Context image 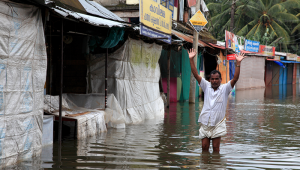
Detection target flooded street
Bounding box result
[22,85,300,169]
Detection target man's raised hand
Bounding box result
[236,52,246,62]
[188,48,197,59]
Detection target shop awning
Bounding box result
[46,0,124,22]
[172,30,213,48]
[53,7,125,27]
[279,60,300,63]
[208,43,225,49]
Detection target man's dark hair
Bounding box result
[210,70,222,79]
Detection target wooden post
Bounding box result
[58,19,64,165]
[189,0,200,103]
[167,46,171,107]
[105,48,108,108]
[293,63,297,84]
[58,19,63,146]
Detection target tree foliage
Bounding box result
[206,0,300,53]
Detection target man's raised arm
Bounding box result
[188,48,202,84]
[230,52,246,88]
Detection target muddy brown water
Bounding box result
[13,85,300,169]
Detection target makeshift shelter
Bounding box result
[235,55,266,90]
[87,38,165,125]
[0,1,47,166]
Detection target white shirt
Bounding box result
[198,78,233,126]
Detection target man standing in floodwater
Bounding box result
[188,48,246,153]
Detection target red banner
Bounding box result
[188,0,196,7]
[227,54,236,60]
[259,45,275,56]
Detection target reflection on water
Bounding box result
[9,84,300,169]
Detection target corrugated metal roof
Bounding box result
[275,51,287,56]
[53,7,125,27]
[77,0,124,22]
[46,0,124,22]
[208,43,225,49]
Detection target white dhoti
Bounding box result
[199,117,227,139]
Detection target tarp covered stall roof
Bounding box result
[0,1,47,166]
[53,7,125,27]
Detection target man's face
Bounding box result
[210,73,222,89]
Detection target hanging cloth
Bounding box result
[100,27,125,48]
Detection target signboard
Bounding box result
[227,54,236,60]
[140,24,171,44]
[188,0,197,7]
[259,45,275,56]
[297,56,300,62]
[244,39,260,52]
[286,53,297,61]
[225,30,240,52]
[168,0,174,18]
[189,10,208,32]
[274,56,281,61]
[161,0,167,7]
[140,0,172,34]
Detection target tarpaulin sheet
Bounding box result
[0,0,47,167]
[87,38,164,125]
[235,56,265,90]
[44,94,108,139]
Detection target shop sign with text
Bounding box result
[140,0,172,34]
[227,54,237,60]
[140,24,171,44]
[244,39,259,52]
[225,30,240,52]
[259,45,275,56]
[286,53,297,61]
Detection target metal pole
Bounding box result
[225,49,228,82]
[58,19,63,145]
[167,46,171,107]
[189,0,200,103]
[49,15,52,95]
[58,19,64,167]
[105,48,108,108]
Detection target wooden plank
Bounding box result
[265,61,273,86]
[272,63,280,85]
[287,63,293,84]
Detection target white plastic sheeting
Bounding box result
[62,93,125,128]
[235,56,265,90]
[87,38,165,125]
[0,1,47,167]
[42,115,54,146]
[44,94,107,139]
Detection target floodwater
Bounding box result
[15,84,300,169]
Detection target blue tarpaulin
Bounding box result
[279,60,300,64]
[273,61,285,68]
